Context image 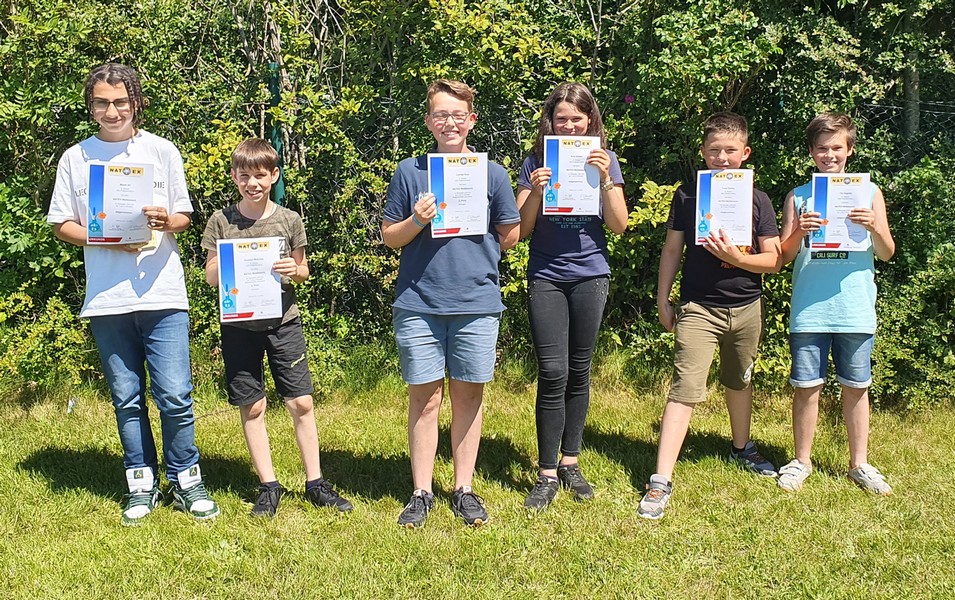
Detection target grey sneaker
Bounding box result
[524,476,559,511]
[171,465,220,521]
[730,441,778,478]
[451,487,488,527]
[251,484,285,518]
[847,464,892,496]
[777,459,812,492]
[637,474,672,520]
[121,466,161,527]
[557,464,594,501]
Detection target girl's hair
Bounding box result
[84,63,149,127]
[806,112,857,150]
[532,82,606,161]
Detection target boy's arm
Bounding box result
[703,231,782,273]
[495,222,520,251]
[517,185,542,239]
[849,187,895,261]
[273,247,310,283]
[779,190,804,264]
[381,193,436,249]
[204,251,219,287]
[656,229,684,331]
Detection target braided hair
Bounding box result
[84,63,149,127]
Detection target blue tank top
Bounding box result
[789,181,878,334]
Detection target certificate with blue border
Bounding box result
[427,153,489,238]
[542,136,601,216]
[695,169,753,247]
[86,162,154,244]
[217,237,284,322]
[808,173,871,251]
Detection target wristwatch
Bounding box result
[600,177,615,192]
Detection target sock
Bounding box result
[261,480,281,490]
[305,477,324,491]
[541,474,558,483]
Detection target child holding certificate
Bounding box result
[201,139,352,517]
[776,113,895,495]
[638,112,782,520]
[516,82,628,511]
[47,64,218,525]
[381,80,521,528]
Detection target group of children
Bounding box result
[48,64,894,528]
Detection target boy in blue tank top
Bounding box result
[776,113,896,495]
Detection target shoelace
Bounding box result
[456,490,485,511]
[125,489,156,509]
[404,494,430,514]
[316,480,342,499]
[254,487,279,508]
[178,482,211,504]
[644,486,669,501]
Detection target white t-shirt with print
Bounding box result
[47,130,194,318]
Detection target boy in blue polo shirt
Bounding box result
[381,80,520,528]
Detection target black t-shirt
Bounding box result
[666,181,779,307]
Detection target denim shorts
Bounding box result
[789,332,874,389]
[393,308,500,385]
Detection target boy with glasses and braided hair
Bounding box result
[48,63,218,525]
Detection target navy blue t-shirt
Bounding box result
[667,180,779,307]
[383,153,520,314]
[517,151,624,281]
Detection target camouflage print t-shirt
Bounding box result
[201,203,307,331]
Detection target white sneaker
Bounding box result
[777,459,812,492]
[847,463,892,496]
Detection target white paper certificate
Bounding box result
[542,136,601,216]
[216,237,284,322]
[427,153,489,238]
[808,173,871,251]
[695,169,754,247]
[86,162,154,244]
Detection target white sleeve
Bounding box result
[47,152,80,224]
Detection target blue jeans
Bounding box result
[89,309,200,481]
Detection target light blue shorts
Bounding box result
[789,332,874,389]
[392,308,500,385]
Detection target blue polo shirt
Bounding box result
[383,152,520,315]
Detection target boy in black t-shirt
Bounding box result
[638,113,782,520]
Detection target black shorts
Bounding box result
[220,317,314,406]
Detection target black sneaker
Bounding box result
[305,479,353,513]
[397,489,434,529]
[251,484,285,518]
[451,487,488,526]
[557,464,594,501]
[523,476,559,511]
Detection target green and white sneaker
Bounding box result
[171,464,220,521]
[777,459,812,492]
[847,463,892,496]
[122,466,162,527]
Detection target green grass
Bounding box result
[1,354,953,599]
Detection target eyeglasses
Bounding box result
[428,111,471,124]
[91,98,132,112]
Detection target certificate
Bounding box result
[428,153,489,238]
[87,162,153,244]
[808,173,871,251]
[695,169,754,247]
[542,136,601,215]
[216,237,284,322]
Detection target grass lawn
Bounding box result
[1,355,953,599]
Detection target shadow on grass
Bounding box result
[18,446,256,500]
[585,425,788,488]
[313,425,535,501]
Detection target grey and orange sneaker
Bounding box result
[730,441,778,478]
[637,474,672,520]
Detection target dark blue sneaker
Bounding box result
[398,489,434,529]
[451,487,488,527]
